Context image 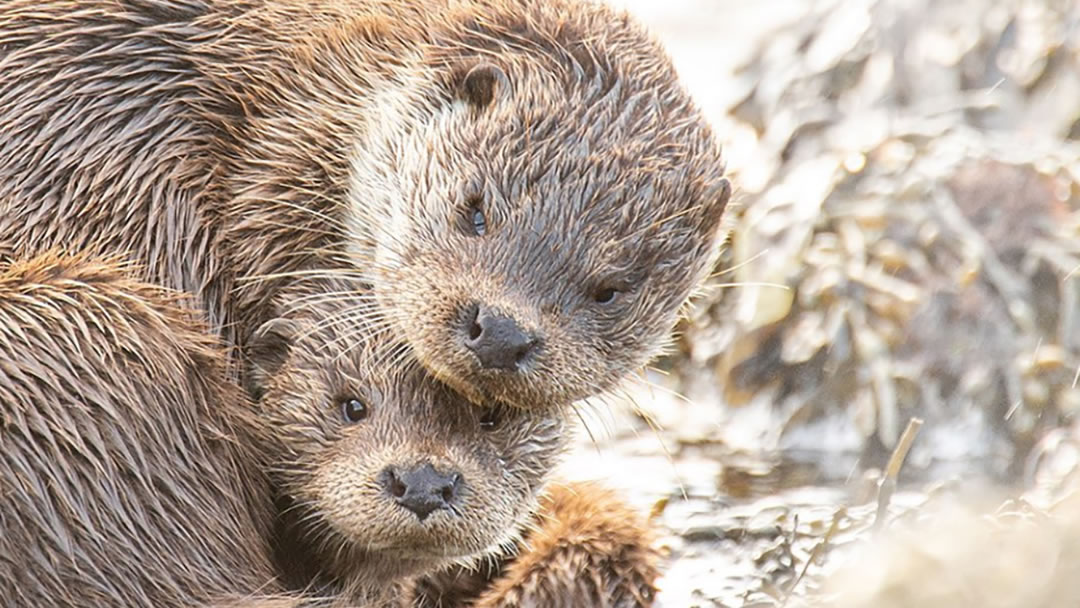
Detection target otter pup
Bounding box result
[0,0,731,410]
[246,279,661,606]
[0,252,581,607]
[243,278,571,595]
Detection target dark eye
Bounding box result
[592,286,619,304]
[479,405,501,431]
[459,195,487,237]
[341,398,369,423]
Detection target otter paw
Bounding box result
[471,481,661,608]
[404,560,506,608]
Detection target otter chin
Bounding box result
[307,437,533,569]
[244,279,569,592]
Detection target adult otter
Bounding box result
[0,0,732,410]
[0,251,299,607]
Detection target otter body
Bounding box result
[409,481,662,608]
[0,0,232,331]
[0,0,731,409]
[476,481,662,608]
[0,251,296,607]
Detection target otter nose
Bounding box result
[462,305,537,370]
[380,463,462,521]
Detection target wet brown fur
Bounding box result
[1,2,703,599]
[0,0,731,410]
[0,250,316,607]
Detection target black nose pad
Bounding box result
[461,304,537,370]
[380,463,462,521]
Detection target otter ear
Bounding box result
[457,63,510,109]
[698,176,733,239]
[244,318,299,401]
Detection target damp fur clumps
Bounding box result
[0,251,303,607]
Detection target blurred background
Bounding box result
[554,0,1080,605]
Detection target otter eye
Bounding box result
[479,406,501,431]
[470,208,487,236]
[341,398,369,423]
[592,287,619,304]
[459,195,487,237]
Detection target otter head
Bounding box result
[346,4,731,409]
[243,285,568,590]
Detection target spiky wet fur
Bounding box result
[408,481,662,608]
[0,251,318,607]
[0,0,731,410]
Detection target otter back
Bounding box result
[0,0,236,333]
[0,251,292,607]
